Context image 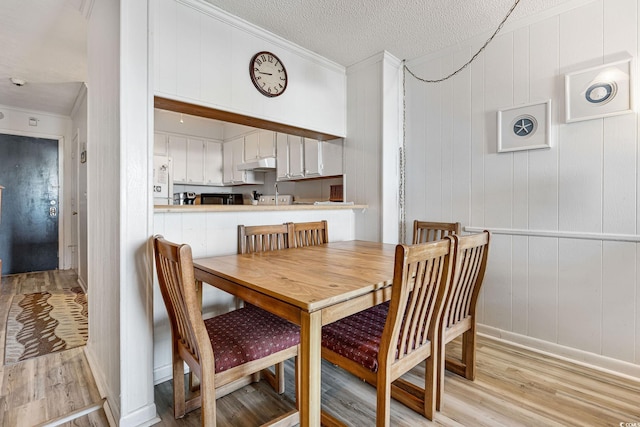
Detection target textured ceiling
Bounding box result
[0,0,580,117]
[202,0,578,67]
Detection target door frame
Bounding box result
[0,129,65,271]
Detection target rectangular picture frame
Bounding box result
[497,100,552,153]
[565,57,634,123]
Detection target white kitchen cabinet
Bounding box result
[222,139,236,185]
[244,130,276,161]
[276,133,289,181]
[244,132,260,161]
[223,137,265,185]
[204,140,223,185]
[304,138,322,177]
[276,134,305,181]
[168,135,188,183]
[320,138,344,177]
[288,136,305,179]
[186,138,205,184]
[258,130,276,158]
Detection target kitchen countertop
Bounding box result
[154,203,368,213]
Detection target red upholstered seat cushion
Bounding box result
[204,305,300,373]
[321,301,390,372]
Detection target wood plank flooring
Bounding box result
[0,271,108,427]
[155,334,640,426]
[2,270,639,426]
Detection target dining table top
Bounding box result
[193,240,397,314]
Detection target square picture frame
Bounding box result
[497,100,551,153]
[565,57,634,123]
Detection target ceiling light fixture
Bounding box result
[10,77,26,87]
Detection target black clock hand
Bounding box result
[258,72,273,75]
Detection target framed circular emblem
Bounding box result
[512,115,537,137]
[585,82,617,104]
[497,100,551,153]
[249,51,288,97]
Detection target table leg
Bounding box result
[300,310,322,427]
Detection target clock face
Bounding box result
[249,51,288,97]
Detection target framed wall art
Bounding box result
[497,100,551,153]
[565,57,634,123]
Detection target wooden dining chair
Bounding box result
[290,220,328,247]
[153,235,300,426]
[321,238,455,426]
[412,220,461,244]
[238,223,294,254]
[237,223,295,393]
[436,230,490,410]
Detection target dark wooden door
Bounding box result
[0,134,59,274]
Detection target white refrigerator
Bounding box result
[153,155,173,205]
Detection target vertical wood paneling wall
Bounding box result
[405,0,640,376]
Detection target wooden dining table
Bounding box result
[192,240,397,427]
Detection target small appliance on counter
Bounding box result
[200,193,244,205]
[257,194,293,205]
[173,192,196,205]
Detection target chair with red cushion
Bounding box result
[153,235,300,426]
[321,238,455,426]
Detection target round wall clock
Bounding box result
[249,51,288,97]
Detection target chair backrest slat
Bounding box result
[413,221,461,244]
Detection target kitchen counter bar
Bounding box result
[154,203,367,213]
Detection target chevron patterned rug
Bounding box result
[4,287,88,364]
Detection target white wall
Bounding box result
[85,1,159,426]
[404,0,640,377]
[0,105,75,271]
[346,52,402,244]
[71,88,88,288]
[153,0,346,138]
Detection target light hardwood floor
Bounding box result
[0,271,109,426]
[1,271,639,426]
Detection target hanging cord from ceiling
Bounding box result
[398,0,521,243]
[404,0,521,83]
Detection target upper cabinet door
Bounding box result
[244,132,259,161]
[276,133,289,181]
[186,138,205,184]
[168,135,188,183]
[288,136,305,179]
[258,130,276,158]
[204,140,223,185]
[304,138,322,177]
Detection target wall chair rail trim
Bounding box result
[465,227,640,243]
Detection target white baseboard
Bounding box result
[118,404,161,427]
[153,363,173,385]
[478,324,640,381]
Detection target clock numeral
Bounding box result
[255,58,262,66]
[280,77,286,81]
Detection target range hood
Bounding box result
[236,157,276,171]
